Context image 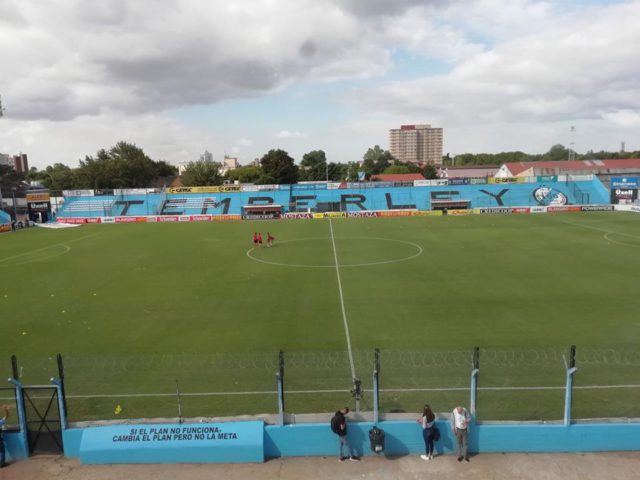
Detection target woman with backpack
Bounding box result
[417,404,437,460]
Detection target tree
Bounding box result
[224,165,263,184]
[299,150,327,181]
[154,160,178,177]
[362,146,394,177]
[181,160,223,186]
[78,141,159,188]
[423,164,438,179]
[542,144,569,162]
[259,149,298,185]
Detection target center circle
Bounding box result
[246,237,423,268]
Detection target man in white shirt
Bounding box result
[450,405,471,462]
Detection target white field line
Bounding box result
[328,219,356,383]
[0,232,102,264]
[563,220,640,239]
[3,384,639,401]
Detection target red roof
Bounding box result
[371,173,425,182]
[504,159,640,176]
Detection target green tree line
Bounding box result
[3,141,639,193]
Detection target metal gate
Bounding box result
[23,386,63,455]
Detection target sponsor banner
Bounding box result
[26,193,50,202]
[512,207,531,214]
[610,188,638,204]
[178,215,191,222]
[313,212,347,219]
[376,210,414,217]
[113,188,156,195]
[242,214,278,220]
[581,205,614,212]
[479,207,512,215]
[86,217,102,224]
[168,185,242,194]
[190,215,212,221]
[157,216,180,222]
[115,216,143,223]
[611,177,638,188]
[537,175,558,182]
[448,209,474,216]
[63,189,95,197]
[347,211,377,218]
[278,185,290,191]
[28,201,51,212]
[414,179,449,187]
[255,185,278,191]
[530,206,547,214]
[469,178,488,185]
[372,182,394,188]
[411,210,443,216]
[488,177,524,184]
[102,217,115,224]
[58,217,88,224]
[631,206,640,213]
[292,183,327,190]
[448,178,470,186]
[241,185,258,192]
[327,182,342,190]
[282,212,313,219]
[0,224,11,233]
[211,214,241,221]
[547,206,581,213]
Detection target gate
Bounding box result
[22,386,63,455]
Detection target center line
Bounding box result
[328,218,356,382]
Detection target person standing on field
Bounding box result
[330,407,359,462]
[267,232,274,247]
[451,405,471,462]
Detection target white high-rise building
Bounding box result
[389,124,443,165]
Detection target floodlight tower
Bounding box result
[568,125,576,161]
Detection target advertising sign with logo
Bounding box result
[479,207,512,214]
[610,188,638,204]
[489,177,524,184]
[581,205,614,212]
[610,177,638,188]
[448,178,470,186]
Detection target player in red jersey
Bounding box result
[267,232,274,247]
[252,232,258,246]
[258,232,263,247]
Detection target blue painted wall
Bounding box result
[4,431,29,461]
[62,420,640,464]
[57,179,610,218]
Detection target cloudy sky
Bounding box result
[1,0,639,169]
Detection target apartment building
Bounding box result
[389,124,443,165]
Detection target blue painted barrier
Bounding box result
[61,419,640,464]
[77,421,264,464]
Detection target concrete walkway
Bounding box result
[3,452,640,480]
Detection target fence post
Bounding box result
[50,377,67,431]
[56,354,68,421]
[373,348,380,424]
[8,375,29,459]
[564,345,577,426]
[276,350,285,426]
[470,347,479,417]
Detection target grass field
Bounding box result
[1,212,640,422]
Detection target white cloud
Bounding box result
[275,130,308,139]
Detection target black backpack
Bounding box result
[330,413,342,434]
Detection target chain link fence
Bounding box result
[3,346,638,422]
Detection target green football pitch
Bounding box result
[1,212,639,422]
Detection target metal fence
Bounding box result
[3,346,639,423]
